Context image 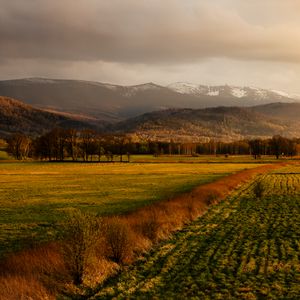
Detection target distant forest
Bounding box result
[5,128,300,161]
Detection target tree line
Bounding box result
[5,128,300,160]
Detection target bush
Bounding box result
[104,218,133,264]
[253,180,264,198]
[137,208,161,242]
[205,192,219,205]
[61,210,102,285]
[185,196,197,222]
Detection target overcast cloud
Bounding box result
[1,0,300,92]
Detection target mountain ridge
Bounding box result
[0,78,299,122]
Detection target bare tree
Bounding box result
[80,130,96,161]
[6,133,31,160]
[113,134,132,162]
[269,135,288,159]
[249,139,262,159]
[65,129,79,161]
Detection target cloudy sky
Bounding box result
[1,0,300,92]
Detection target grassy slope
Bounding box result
[0,161,263,257]
[93,164,300,299]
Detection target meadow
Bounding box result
[0,160,264,257]
[92,164,300,299]
[130,154,292,164]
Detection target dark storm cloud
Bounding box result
[2,0,300,64]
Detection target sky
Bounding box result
[1,0,300,93]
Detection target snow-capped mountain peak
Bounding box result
[167,82,208,95]
[230,87,247,98]
[167,82,297,103]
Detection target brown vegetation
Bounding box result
[0,163,286,299]
[0,96,95,138]
[103,217,134,264]
[0,243,65,300]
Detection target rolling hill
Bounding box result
[112,106,300,142]
[251,102,300,122]
[0,78,298,122]
[0,96,100,137]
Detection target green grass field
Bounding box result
[0,161,264,257]
[93,164,300,299]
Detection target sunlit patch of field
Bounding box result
[130,154,294,164]
[0,161,264,257]
[93,164,300,299]
[0,150,12,160]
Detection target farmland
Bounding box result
[92,164,300,299]
[0,160,263,257]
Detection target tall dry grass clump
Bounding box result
[133,207,162,242]
[0,163,286,299]
[0,243,65,300]
[103,217,134,264]
[0,275,54,300]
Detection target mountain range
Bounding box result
[0,78,298,122]
[0,78,300,141]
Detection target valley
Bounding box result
[2,1,300,299]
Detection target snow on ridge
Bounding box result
[168,82,198,94]
[207,90,219,96]
[167,82,207,95]
[230,87,247,98]
[254,90,268,99]
[271,90,291,98]
[131,83,160,91]
[123,83,160,97]
[78,80,119,90]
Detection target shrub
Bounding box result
[104,218,133,264]
[60,210,102,285]
[185,196,197,222]
[205,192,219,205]
[137,208,161,242]
[253,180,264,199]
